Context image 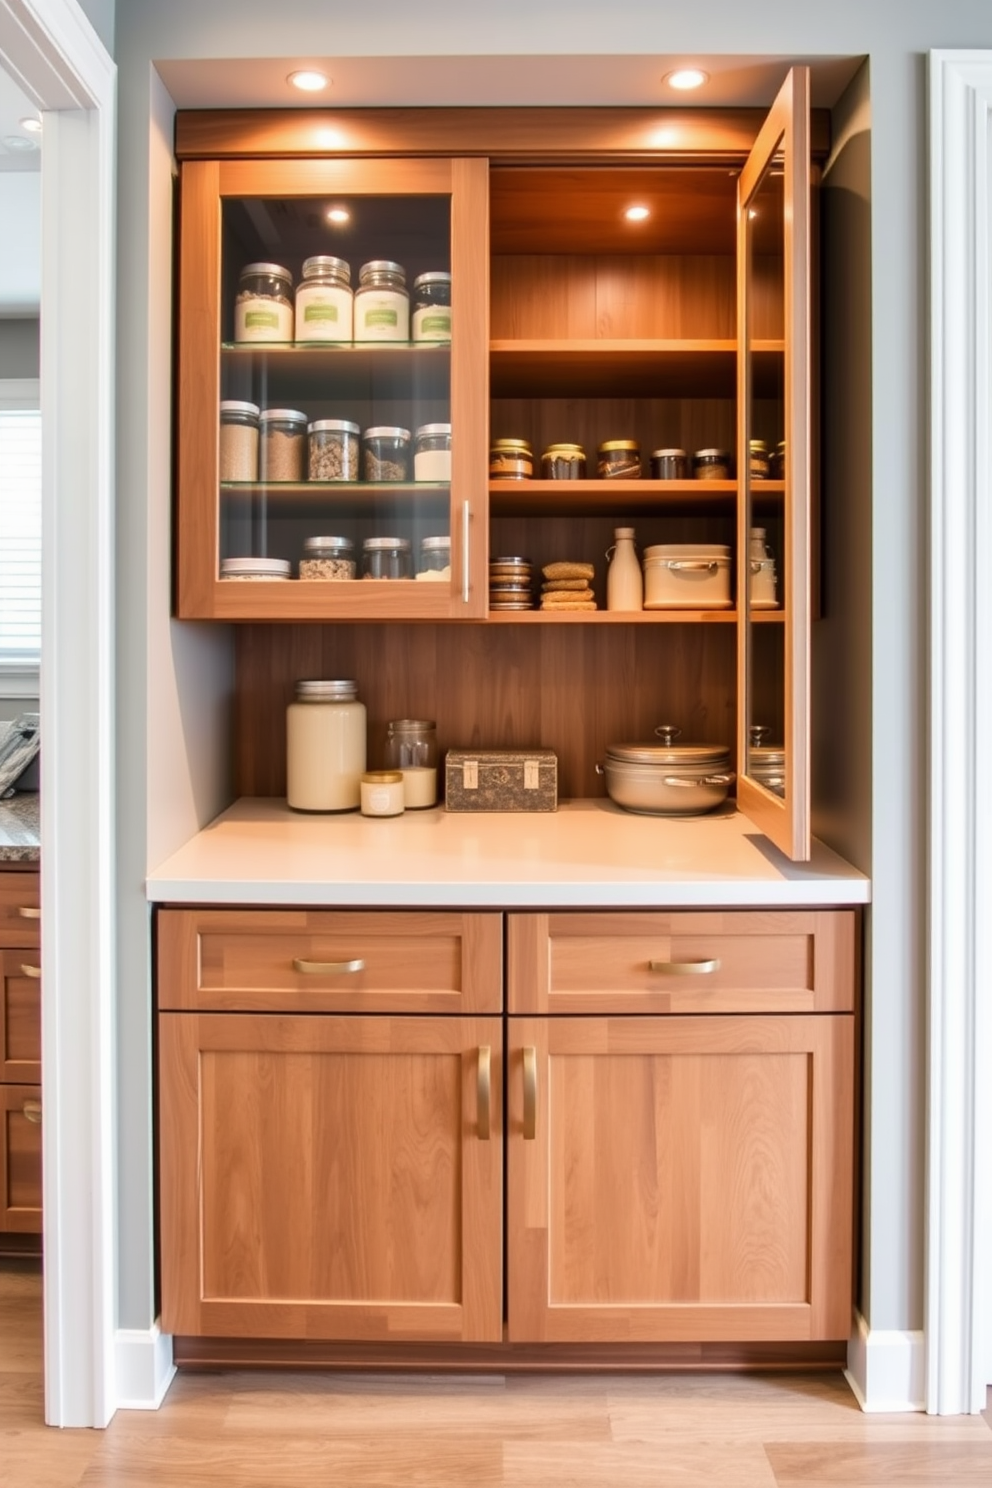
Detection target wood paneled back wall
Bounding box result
[234,624,738,799]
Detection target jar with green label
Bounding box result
[354,261,410,341]
[234,263,294,342]
[294,256,353,342]
[411,272,451,342]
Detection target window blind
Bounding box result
[0,401,42,674]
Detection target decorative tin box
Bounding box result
[444,749,558,813]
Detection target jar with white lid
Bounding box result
[308,419,360,481]
[286,679,366,812]
[294,256,353,342]
[234,263,294,342]
[411,272,451,342]
[413,424,452,482]
[299,536,356,581]
[259,409,307,482]
[354,261,409,342]
[219,400,260,481]
[220,557,292,581]
[417,535,451,580]
[362,536,411,580]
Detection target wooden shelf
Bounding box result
[220,342,450,401]
[486,608,737,624]
[489,339,784,398]
[220,481,450,522]
[489,479,736,516]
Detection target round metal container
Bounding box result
[598,725,734,815]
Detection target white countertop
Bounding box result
[146,798,869,908]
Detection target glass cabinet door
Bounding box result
[737,67,812,861]
[176,157,489,620]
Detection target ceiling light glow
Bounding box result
[288,69,328,93]
[665,68,709,91]
[326,207,350,224]
[2,134,37,152]
[624,204,651,223]
[20,117,42,134]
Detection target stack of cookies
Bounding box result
[489,555,534,611]
[541,561,597,611]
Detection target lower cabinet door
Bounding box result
[0,1084,42,1232]
[507,1015,854,1343]
[160,1013,503,1342]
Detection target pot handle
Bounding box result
[595,762,605,776]
[662,772,736,788]
[667,560,719,573]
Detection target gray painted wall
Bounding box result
[75,0,113,54]
[0,317,39,379]
[110,0,992,1338]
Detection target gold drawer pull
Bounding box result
[17,906,41,921]
[22,1101,42,1125]
[649,958,721,976]
[292,958,365,975]
[523,1046,537,1141]
[20,963,41,979]
[477,1046,491,1140]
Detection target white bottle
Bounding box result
[286,679,366,812]
[606,527,643,612]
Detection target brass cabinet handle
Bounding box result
[22,1101,42,1125]
[17,906,41,920]
[522,1046,537,1141]
[292,958,365,975]
[20,963,41,979]
[477,1045,491,1140]
[649,958,721,975]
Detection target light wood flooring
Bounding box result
[3,1257,992,1487]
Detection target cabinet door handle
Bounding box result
[649,958,721,975]
[292,958,365,975]
[477,1045,491,1140]
[22,1101,42,1125]
[20,963,41,979]
[522,1046,537,1140]
[17,906,41,920]
[462,500,471,604]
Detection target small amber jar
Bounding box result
[490,438,534,480]
[692,447,733,480]
[541,443,586,479]
[597,440,641,479]
[749,439,771,479]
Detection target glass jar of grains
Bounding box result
[234,263,293,342]
[411,271,452,341]
[259,409,308,481]
[308,419,360,481]
[541,443,587,479]
[363,426,411,482]
[489,438,534,480]
[362,536,412,580]
[219,400,259,481]
[354,260,410,341]
[299,536,356,581]
[294,256,353,342]
[598,440,641,479]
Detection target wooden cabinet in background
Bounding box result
[0,870,42,1239]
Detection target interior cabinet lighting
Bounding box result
[665,68,709,90]
[624,204,651,222]
[288,70,328,92]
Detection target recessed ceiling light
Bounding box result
[326,206,350,224]
[19,117,42,134]
[2,134,37,152]
[624,205,651,223]
[664,68,709,91]
[288,70,328,93]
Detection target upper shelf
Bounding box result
[489,340,784,398]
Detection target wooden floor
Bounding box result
[3,1258,992,1487]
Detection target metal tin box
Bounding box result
[444,749,558,813]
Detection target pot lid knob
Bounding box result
[654,724,682,746]
[749,724,770,746]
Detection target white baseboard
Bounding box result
[845,1311,925,1412]
[115,1322,176,1411]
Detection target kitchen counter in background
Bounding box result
[0,794,40,864]
[146,797,869,908]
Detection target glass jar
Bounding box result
[541,443,587,479]
[692,447,733,480]
[362,536,412,580]
[308,419,360,481]
[219,557,291,581]
[749,439,771,479]
[299,536,356,581]
[294,256,353,342]
[413,424,452,482]
[411,271,452,342]
[771,440,786,480]
[360,771,405,817]
[219,400,260,481]
[259,409,307,482]
[354,260,409,341]
[234,262,294,342]
[385,718,438,808]
[597,440,641,479]
[489,438,534,480]
[286,679,366,813]
[417,535,451,580]
[650,448,688,480]
[362,426,411,482]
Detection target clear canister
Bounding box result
[234,262,294,342]
[597,440,641,479]
[413,423,452,481]
[385,718,438,809]
[418,535,451,579]
[259,409,307,481]
[362,536,412,580]
[299,536,356,581]
[363,426,411,482]
[650,448,688,480]
[354,260,409,341]
[411,271,452,342]
[308,419,360,481]
[692,447,733,480]
[286,678,366,812]
[295,256,353,342]
[219,400,260,481]
[541,443,587,479]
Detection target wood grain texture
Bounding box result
[157,908,503,1015]
[159,1013,502,1342]
[0,953,41,1082]
[506,909,857,1015]
[0,873,39,950]
[0,1085,42,1232]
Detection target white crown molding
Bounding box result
[846,1312,925,1413]
[115,1324,176,1412]
[927,49,992,1415]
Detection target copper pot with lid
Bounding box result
[597,724,735,816]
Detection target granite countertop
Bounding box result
[0,793,40,863]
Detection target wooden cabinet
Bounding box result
[0,871,42,1237]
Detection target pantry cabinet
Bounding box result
[0,871,42,1238]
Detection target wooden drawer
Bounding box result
[508,910,857,1015]
[0,1084,42,1233]
[158,908,503,1014]
[0,872,40,950]
[1,950,41,1083]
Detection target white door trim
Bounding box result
[0,0,117,1427]
[928,48,992,1415]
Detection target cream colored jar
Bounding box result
[354,260,409,341]
[360,771,405,817]
[294,256,353,342]
[286,679,366,812]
